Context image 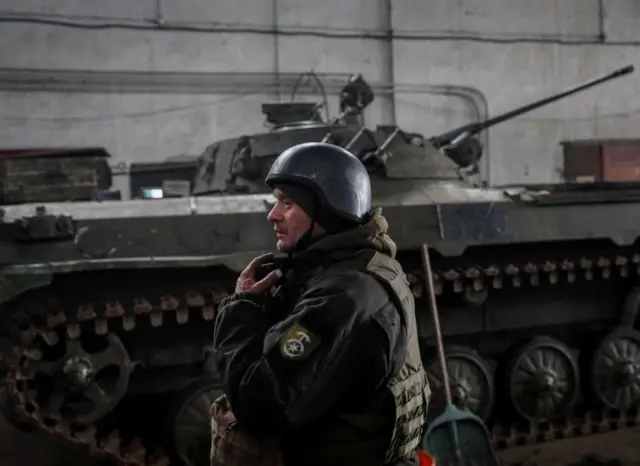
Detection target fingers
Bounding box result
[244,253,275,274]
[251,269,282,294]
[258,262,277,276]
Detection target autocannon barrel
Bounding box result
[428,64,635,149]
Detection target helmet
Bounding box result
[265,142,371,223]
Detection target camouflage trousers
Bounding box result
[210,394,284,466]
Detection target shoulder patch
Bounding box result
[279,323,320,360]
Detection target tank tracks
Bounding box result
[1,285,228,466]
[410,251,640,298]
[0,248,638,465]
[491,408,639,450]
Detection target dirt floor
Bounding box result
[0,416,107,466]
[498,427,640,466]
[1,415,639,466]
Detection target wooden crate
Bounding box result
[560,139,640,183]
[0,148,111,204]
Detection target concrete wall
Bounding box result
[0,0,639,189]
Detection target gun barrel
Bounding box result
[430,64,635,148]
[480,64,634,128]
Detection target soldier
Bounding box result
[212,142,431,466]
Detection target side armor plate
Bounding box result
[437,202,511,242]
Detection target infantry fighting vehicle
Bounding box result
[0,65,637,466]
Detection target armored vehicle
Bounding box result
[0,66,638,466]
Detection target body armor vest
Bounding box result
[322,249,431,464]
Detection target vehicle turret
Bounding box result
[192,65,634,196]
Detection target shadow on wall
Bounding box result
[0,417,107,466]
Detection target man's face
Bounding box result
[267,188,322,252]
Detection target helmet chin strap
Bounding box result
[288,198,320,256]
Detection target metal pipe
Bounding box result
[272,0,281,100]
[0,12,617,44]
[0,68,486,102]
[381,0,396,125]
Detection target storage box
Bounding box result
[561,139,640,183]
[0,147,112,204]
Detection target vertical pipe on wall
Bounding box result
[596,0,606,43]
[381,0,397,125]
[272,0,282,101]
[154,0,164,24]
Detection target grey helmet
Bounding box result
[265,142,372,224]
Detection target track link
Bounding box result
[491,409,640,450]
[2,284,228,466]
[0,249,638,464]
[409,250,640,297]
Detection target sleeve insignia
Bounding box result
[279,323,320,360]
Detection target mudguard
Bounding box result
[0,265,54,306]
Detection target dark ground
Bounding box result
[498,427,640,466]
[0,416,107,466]
[1,416,638,466]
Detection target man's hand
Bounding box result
[235,253,283,295]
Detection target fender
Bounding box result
[0,264,54,306]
